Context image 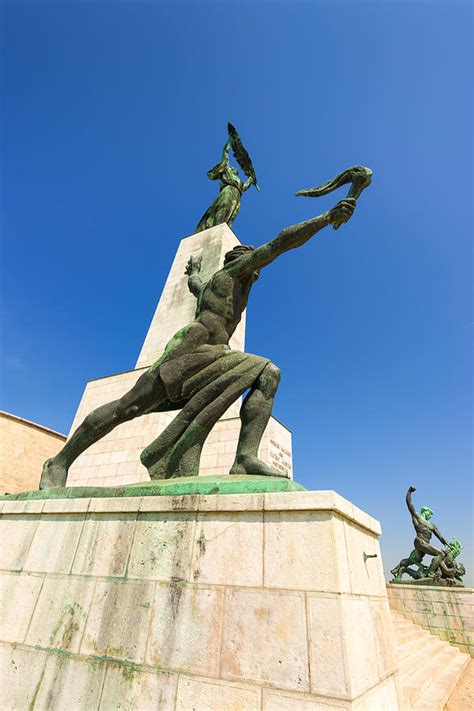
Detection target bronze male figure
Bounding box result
[390,486,448,581]
[40,197,356,489]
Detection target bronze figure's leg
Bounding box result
[230,362,286,477]
[415,538,443,559]
[141,354,270,480]
[40,371,166,489]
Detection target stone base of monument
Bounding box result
[0,486,403,710]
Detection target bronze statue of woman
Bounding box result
[196,124,258,233]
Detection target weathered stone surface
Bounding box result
[100,664,177,710]
[341,597,380,697]
[81,579,154,662]
[32,653,106,710]
[369,597,398,678]
[264,511,337,591]
[127,512,195,582]
[89,497,143,512]
[307,594,348,698]
[139,494,199,513]
[146,584,223,676]
[332,514,351,593]
[26,575,95,652]
[72,513,137,577]
[0,643,48,709]
[0,490,396,708]
[263,490,381,535]
[191,512,263,586]
[23,514,85,574]
[221,588,309,691]
[0,572,43,642]
[0,513,41,570]
[263,688,350,710]
[343,520,385,596]
[43,498,90,513]
[176,675,260,711]
[2,499,45,514]
[197,492,264,511]
[352,675,400,711]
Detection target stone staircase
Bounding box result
[391,610,470,710]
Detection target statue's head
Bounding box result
[420,506,433,520]
[224,245,259,280]
[448,538,462,558]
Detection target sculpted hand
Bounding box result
[185,255,202,276]
[327,198,356,228]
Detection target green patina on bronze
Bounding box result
[1,474,306,501]
[39,151,371,491]
[195,122,259,233]
[390,486,466,587]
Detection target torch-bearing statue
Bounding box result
[40,125,373,489]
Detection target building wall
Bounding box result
[0,412,66,494]
[387,583,474,656]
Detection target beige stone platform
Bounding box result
[0,490,402,710]
[66,224,292,488]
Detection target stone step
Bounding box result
[412,653,470,711]
[398,637,446,676]
[401,646,461,707]
[396,633,428,662]
[396,626,432,645]
[393,619,414,630]
[396,630,443,662]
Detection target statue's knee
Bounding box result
[119,403,140,422]
[265,363,281,390]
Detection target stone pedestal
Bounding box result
[0,490,402,709]
[66,224,292,488]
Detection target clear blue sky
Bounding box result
[1,1,472,583]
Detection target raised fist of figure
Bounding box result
[185,255,202,276]
[327,198,356,227]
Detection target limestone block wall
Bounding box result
[0,412,66,495]
[387,583,473,656]
[0,491,402,710]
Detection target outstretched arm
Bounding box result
[206,140,231,181]
[242,175,255,193]
[226,199,355,277]
[221,139,231,163]
[185,256,203,299]
[432,525,448,546]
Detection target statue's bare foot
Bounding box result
[229,455,289,479]
[39,458,68,490]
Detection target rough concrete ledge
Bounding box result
[0,488,381,535]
